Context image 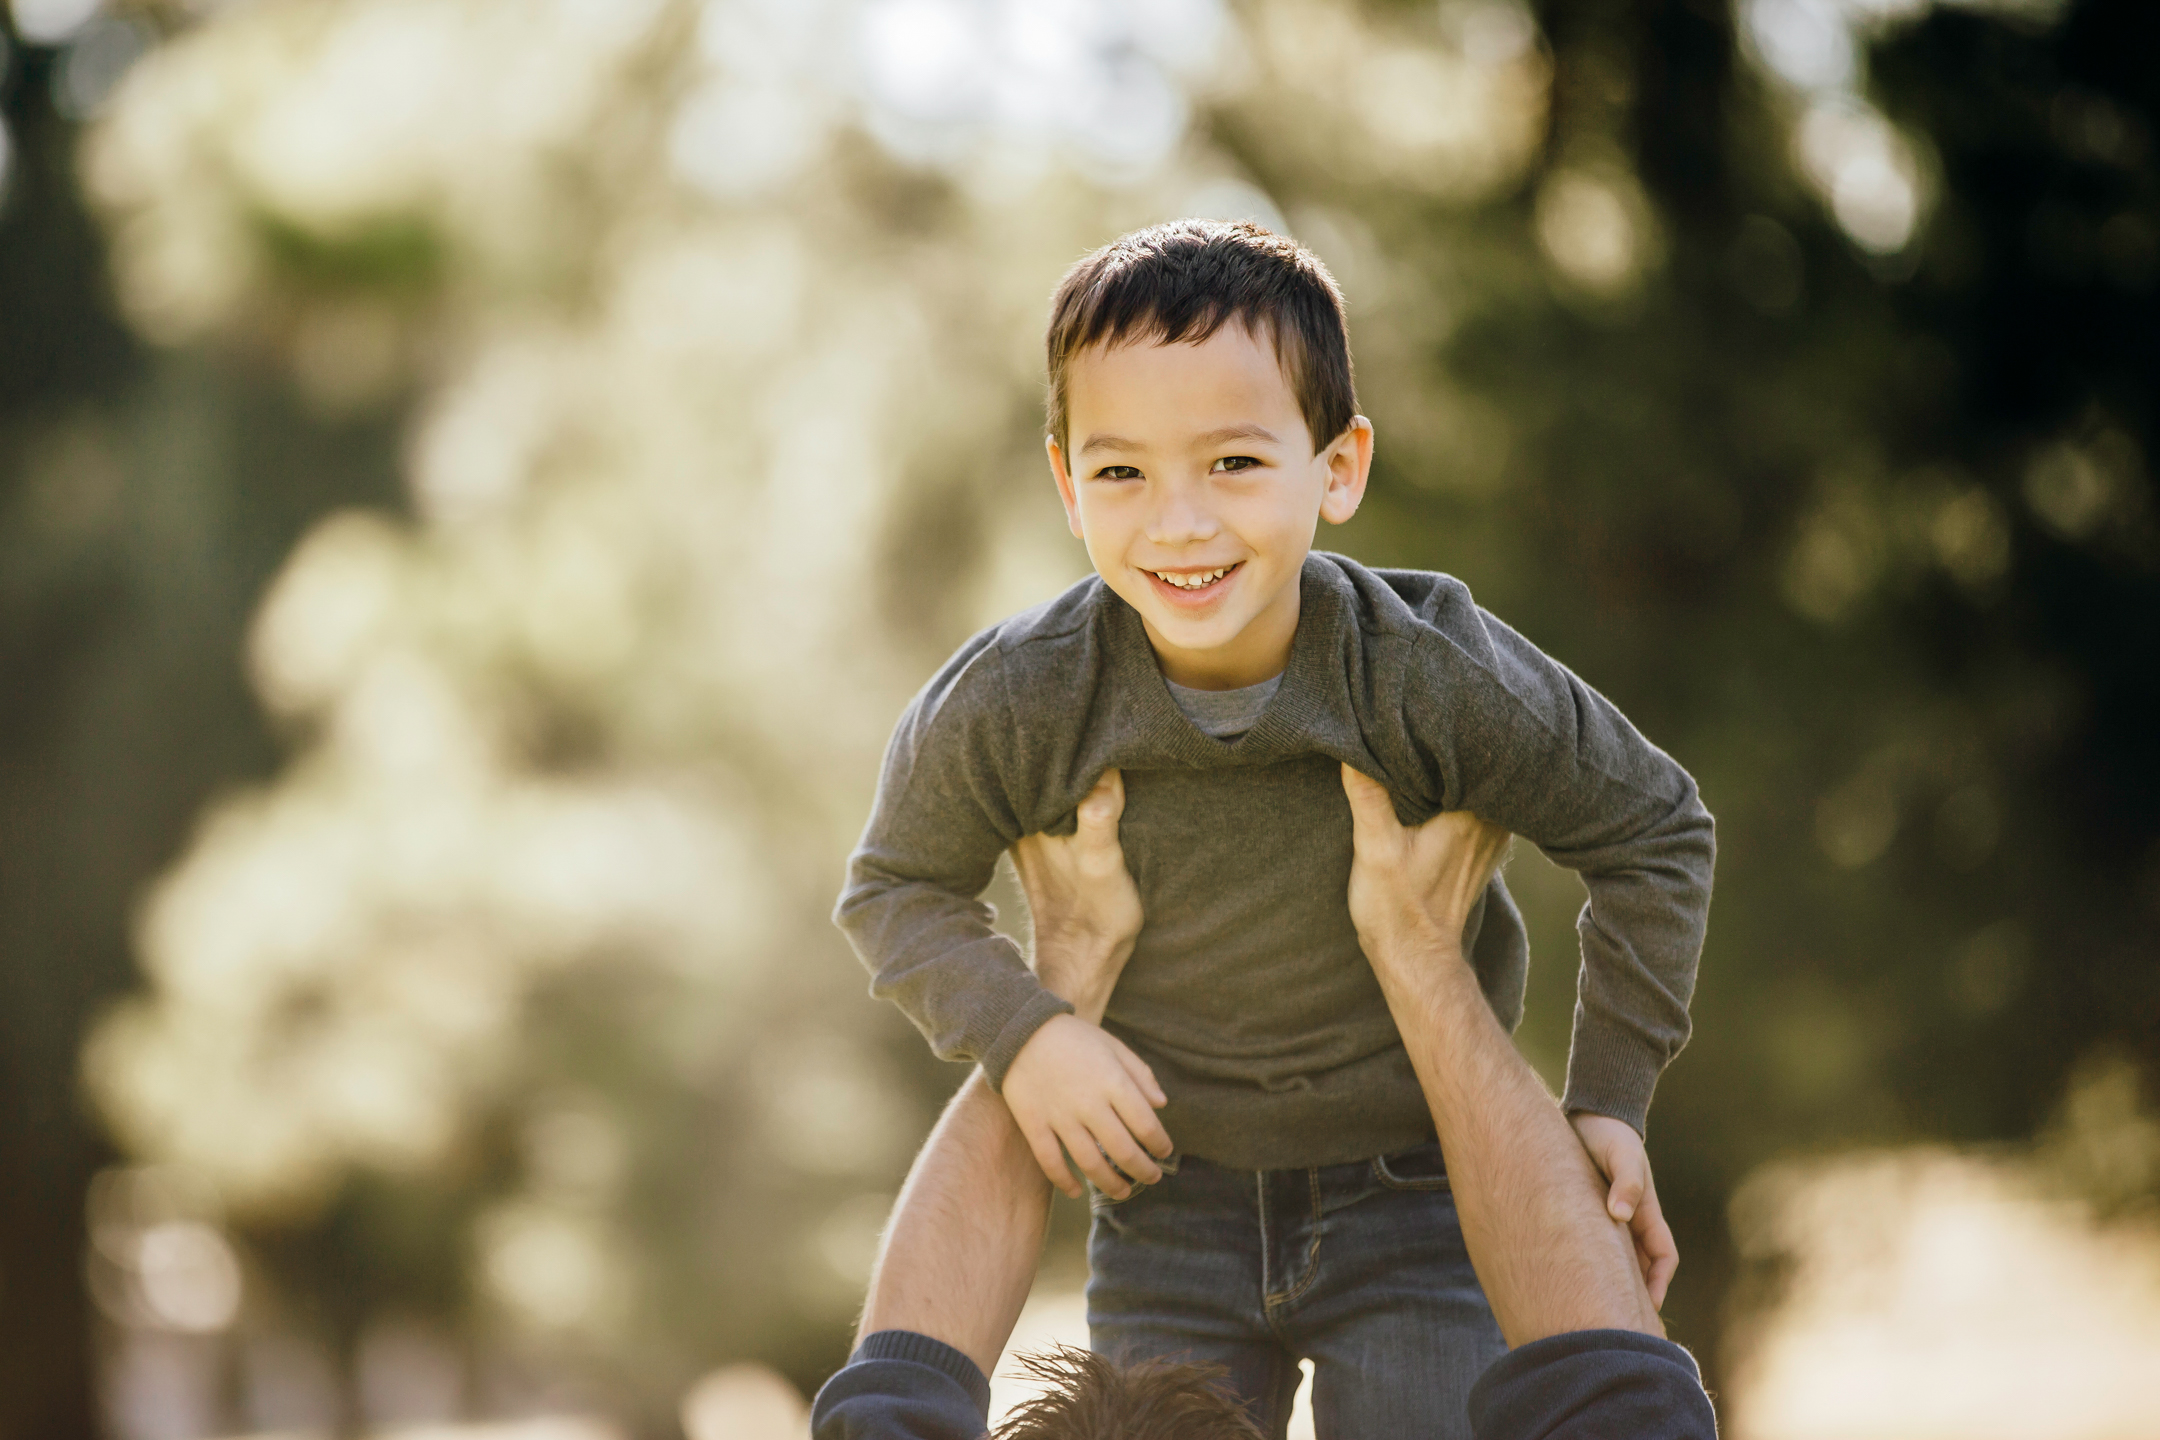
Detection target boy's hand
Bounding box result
[1011,769,1143,1023]
[1570,1112,1678,1309]
[1340,764,1512,968]
[1001,1014,1171,1200]
[1005,768,1168,1199]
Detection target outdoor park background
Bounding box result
[1,0,2155,1436]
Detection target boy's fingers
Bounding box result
[1024,1124,1082,1200]
[1062,1119,1135,1198]
[1114,1045,1168,1109]
[1105,1087,1174,1168]
[1638,1224,1677,1308]
[1634,1189,1678,1307]
[1110,1047,1175,1154]
[1645,1244,1678,1309]
[1089,1108,1163,1187]
[1599,1145,1647,1223]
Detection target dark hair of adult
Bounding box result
[991,1346,1265,1440]
[1043,219,1358,456]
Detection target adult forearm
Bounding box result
[1032,931,1133,1024]
[855,1070,1052,1376]
[1368,926,1661,1346]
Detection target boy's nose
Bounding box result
[1144,480,1221,546]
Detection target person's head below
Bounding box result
[991,1345,1264,1440]
[1043,219,1375,692]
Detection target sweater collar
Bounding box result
[1101,553,1353,767]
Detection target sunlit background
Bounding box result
[0,0,2154,1436]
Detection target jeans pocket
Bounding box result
[1372,1141,1450,1192]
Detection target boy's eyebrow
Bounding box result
[1193,424,1282,447]
[1077,423,1282,455]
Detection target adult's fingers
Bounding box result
[1468,817,1512,873]
[1023,1122,1082,1200]
[1078,768,1126,830]
[1080,764,1131,820]
[1339,764,1397,840]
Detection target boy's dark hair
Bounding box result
[991,1345,1265,1440]
[1044,219,1357,455]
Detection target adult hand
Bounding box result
[1570,1112,1678,1309]
[1010,769,1143,1023]
[1001,1015,1171,1200]
[1340,764,1512,975]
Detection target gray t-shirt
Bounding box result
[837,553,1716,1166]
[1164,674,1282,739]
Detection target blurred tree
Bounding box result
[0,38,140,1438]
[0,15,407,1438]
[1224,0,2159,1370]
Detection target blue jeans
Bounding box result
[1087,1141,1505,1440]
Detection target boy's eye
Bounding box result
[1094,464,1143,481]
[1210,455,1261,473]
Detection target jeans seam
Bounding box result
[1263,1167,1326,1318]
[1374,1150,1451,1192]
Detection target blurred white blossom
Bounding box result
[76,0,1557,1386]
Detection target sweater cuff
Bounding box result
[1468,1329,1715,1440]
[979,987,1075,1092]
[1560,1013,1663,1137]
[854,1330,992,1416]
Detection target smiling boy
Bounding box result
[836,221,1715,1438]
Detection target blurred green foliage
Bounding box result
[0,0,2153,1436]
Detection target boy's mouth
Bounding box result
[1147,563,1242,594]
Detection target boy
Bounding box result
[836,221,1714,1438]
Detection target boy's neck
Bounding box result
[1142,585,1300,691]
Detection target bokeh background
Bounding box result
[2,0,2156,1436]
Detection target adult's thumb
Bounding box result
[1340,764,1393,831]
[1079,768,1126,832]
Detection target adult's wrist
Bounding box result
[1359,912,1464,985]
[1033,933,1133,1022]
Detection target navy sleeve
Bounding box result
[810,1330,991,1440]
[1468,1330,1718,1440]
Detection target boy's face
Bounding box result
[1048,325,1371,690]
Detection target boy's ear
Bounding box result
[1318,416,1374,526]
[1046,434,1086,539]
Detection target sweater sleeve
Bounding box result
[835,634,1073,1090]
[1466,1330,1717,1440]
[811,1330,992,1440]
[1406,606,1715,1134]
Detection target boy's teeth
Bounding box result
[1158,567,1229,589]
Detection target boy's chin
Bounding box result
[1136,607,1247,657]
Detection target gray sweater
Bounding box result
[837,553,1714,1167]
